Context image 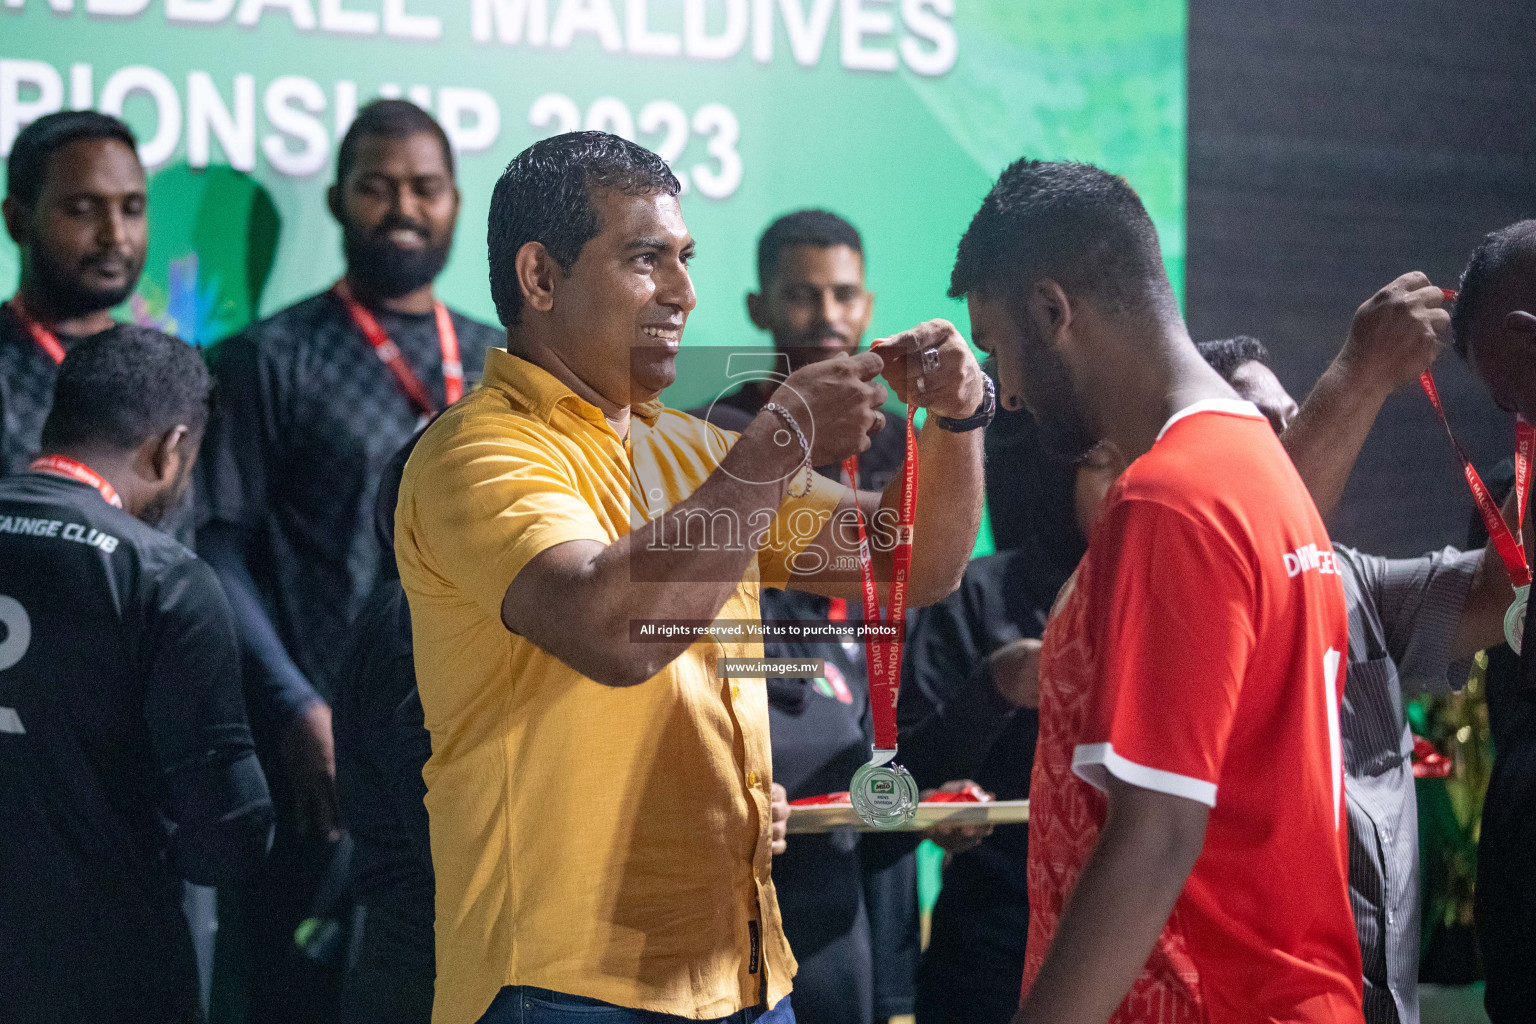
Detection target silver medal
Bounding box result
[1506,584,1529,654]
[851,754,919,829]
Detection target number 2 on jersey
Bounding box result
[0,595,30,734]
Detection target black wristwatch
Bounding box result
[937,375,996,432]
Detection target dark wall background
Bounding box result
[1186,1,1536,556]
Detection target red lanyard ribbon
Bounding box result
[842,403,918,751]
[332,279,462,416]
[1420,287,1532,588]
[6,295,67,365]
[30,455,123,509]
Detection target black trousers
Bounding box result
[914,841,1028,1024]
[339,903,435,1024]
[1477,691,1536,1024]
[211,825,350,1024]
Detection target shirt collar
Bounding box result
[1155,398,1266,441]
[483,348,665,429]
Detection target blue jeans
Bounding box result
[476,987,795,1024]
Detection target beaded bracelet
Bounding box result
[763,401,815,498]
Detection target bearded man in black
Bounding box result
[1,110,158,476]
[197,99,502,1022]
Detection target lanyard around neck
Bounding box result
[332,279,463,416]
[7,295,67,364]
[30,455,123,508]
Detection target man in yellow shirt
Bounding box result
[395,131,989,1024]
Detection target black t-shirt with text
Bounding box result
[0,472,272,1022]
[198,291,502,700]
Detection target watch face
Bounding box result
[939,375,996,431]
[850,761,919,829]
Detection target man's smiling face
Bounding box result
[549,186,697,407]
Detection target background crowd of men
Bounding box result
[2,97,1536,1024]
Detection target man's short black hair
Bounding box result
[487,131,680,327]
[949,158,1174,320]
[41,328,213,452]
[1196,335,1272,382]
[756,209,863,289]
[1452,220,1536,358]
[336,99,455,187]
[6,110,138,207]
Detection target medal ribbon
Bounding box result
[30,455,123,509]
[6,295,67,364]
[1421,287,1532,588]
[842,402,918,752]
[333,279,463,416]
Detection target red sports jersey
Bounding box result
[1023,399,1364,1024]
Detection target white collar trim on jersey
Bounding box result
[1155,398,1265,442]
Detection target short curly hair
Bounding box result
[1195,335,1272,383]
[1451,220,1536,359]
[6,110,138,207]
[756,210,863,289]
[41,327,212,451]
[487,131,680,327]
[950,157,1175,322]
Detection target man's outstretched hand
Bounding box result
[1339,271,1450,395]
[768,350,890,467]
[874,319,986,421]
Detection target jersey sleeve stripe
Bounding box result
[1071,742,1218,807]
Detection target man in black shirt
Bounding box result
[333,430,434,1024]
[697,210,954,1024]
[1,110,153,476]
[1448,221,1536,1023]
[0,328,272,1023]
[197,99,502,1021]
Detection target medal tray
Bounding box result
[785,799,1030,834]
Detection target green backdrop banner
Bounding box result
[2,1,1185,369]
[5,1,1185,555]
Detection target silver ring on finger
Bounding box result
[921,348,942,374]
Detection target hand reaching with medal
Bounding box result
[873,319,987,421]
[1339,272,1451,396]
[1286,273,1453,522]
[763,349,891,469]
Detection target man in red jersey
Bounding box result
[948,159,1363,1024]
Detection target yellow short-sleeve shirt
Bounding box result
[395,350,842,1024]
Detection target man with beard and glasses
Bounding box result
[952,159,1363,1024]
[1,111,159,477]
[0,329,272,1023]
[198,99,501,1023]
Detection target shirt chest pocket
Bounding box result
[1339,654,1411,778]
